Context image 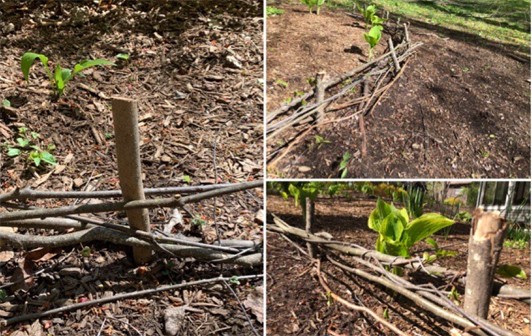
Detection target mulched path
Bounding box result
[266,4,530,178]
[267,194,531,335]
[0,1,263,335]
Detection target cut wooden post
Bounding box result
[111,97,152,264]
[315,71,327,122]
[388,38,401,73]
[463,209,507,319]
[304,197,316,258]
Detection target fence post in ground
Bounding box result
[315,71,326,122]
[111,97,152,264]
[463,209,507,318]
[305,197,316,258]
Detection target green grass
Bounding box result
[327,0,530,49]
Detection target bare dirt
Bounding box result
[0,1,263,335]
[266,4,530,178]
[266,194,531,335]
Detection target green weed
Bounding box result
[21,52,114,97]
[5,127,57,168]
[267,6,285,16]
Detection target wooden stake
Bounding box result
[111,97,152,264]
[388,38,401,73]
[315,71,327,122]
[304,198,316,258]
[463,209,506,319]
[403,23,410,46]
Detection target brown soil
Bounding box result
[266,4,530,178]
[0,1,263,335]
[266,195,531,335]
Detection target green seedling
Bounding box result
[314,135,331,149]
[448,286,460,305]
[229,276,241,285]
[104,132,113,139]
[6,127,57,167]
[294,90,304,97]
[2,99,10,107]
[81,246,91,257]
[283,97,293,104]
[275,79,289,88]
[383,308,389,320]
[301,0,325,15]
[21,52,114,96]
[192,216,207,227]
[266,6,285,16]
[339,151,352,178]
[182,175,192,183]
[354,2,385,60]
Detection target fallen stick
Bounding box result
[0,227,262,267]
[315,259,408,336]
[1,274,263,326]
[0,183,237,203]
[0,180,263,222]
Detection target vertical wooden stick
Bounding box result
[388,38,401,73]
[463,209,506,319]
[403,23,410,46]
[111,97,152,264]
[315,71,327,122]
[305,198,316,258]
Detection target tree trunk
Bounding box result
[463,209,507,318]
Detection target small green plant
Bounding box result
[448,286,460,305]
[81,246,91,257]
[5,127,57,167]
[368,198,454,258]
[496,264,527,279]
[454,211,472,223]
[301,0,325,15]
[354,3,385,60]
[338,152,352,178]
[314,135,331,149]
[191,216,207,227]
[275,79,289,88]
[182,175,192,184]
[266,6,285,16]
[21,52,114,97]
[0,289,7,301]
[2,99,10,107]
[229,275,241,285]
[504,239,528,250]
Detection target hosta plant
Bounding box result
[21,52,114,97]
[368,198,454,258]
[354,2,385,60]
[301,0,325,15]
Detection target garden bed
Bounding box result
[266,194,531,335]
[266,4,530,178]
[0,1,263,334]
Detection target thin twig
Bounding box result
[222,279,261,336]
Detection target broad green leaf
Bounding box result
[16,137,29,147]
[40,151,57,166]
[21,52,49,81]
[381,238,408,257]
[368,198,393,233]
[496,265,527,279]
[29,151,41,166]
[364,25,383,49]
[403,213,454,248]
[7,147,20,157]
[73,59,115,76]
[54,65,66,94]
[2,99,11,107]
[30,131,40,139]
